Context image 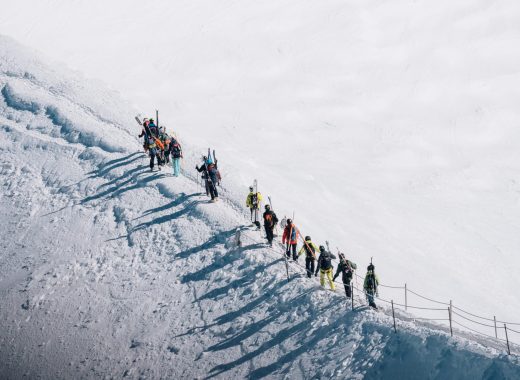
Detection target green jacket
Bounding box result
[298,241,319,259]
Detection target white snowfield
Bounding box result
[2,0,520,331]
[1,36,520,379]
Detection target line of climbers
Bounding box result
[246,185,380,309]
[137,116,380,309]
[139,117,183,174]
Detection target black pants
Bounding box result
[207,180,218,199]
[150,153,161,170]
[286,244,297,260]
[342,280,352,298]
[265,225,274,245]
[305,257,315,278]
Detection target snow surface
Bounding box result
[1,0,520,329]
[1,34,520,378]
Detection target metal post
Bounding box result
[504,324,511,355]
[494,316,497,339]
[283,252,290,283]
[448,306,453,337]
[405,283,407,311]
[156,109,159,129]
[391,300,397,333]
[351,284,354,311]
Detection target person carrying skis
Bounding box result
[246,186,263,226]
[147,134,162,171]
[169,137,183,177]
[333,253,357,299]
[298,236,318,278]
[363,263,380,309]
[148,118,159,137]
[315,245,336,290]
[138,118,151,152]
[262,204,278,247]
[282,219,299,260]
[196,156,219,202]
[158,127,171,164]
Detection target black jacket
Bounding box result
[316,250,336,272]
[263,210,278,228]
[196,163,218,183]
[333,260,356,283]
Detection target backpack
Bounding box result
[320,252,333,270]
[366,272,376,290]
[304,242,316,257]
[171,143,182,158]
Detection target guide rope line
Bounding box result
[406,288,450,305]
[452,320,508,343]
[273,240,520,348]
[451,310,497,329]
[280,251,520,350]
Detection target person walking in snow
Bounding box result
[282,219,299,260]
[315,245,336,290]
[196,156,219,202]
[246,186,263,227]
[148,118,159,138]
[138,118,151,152]
[333,252,357,299]
[363,263,379,309]
[158,127,171,164]
[147,135,162,171]
[262,204,278,247]
[169,137,183,177]
[298,236,318,278]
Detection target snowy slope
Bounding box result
[1,35,520,379]
[1,0,520,327]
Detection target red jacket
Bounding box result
[282,224,299,245]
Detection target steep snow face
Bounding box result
[1,0,520,324]
[1,35,520,378]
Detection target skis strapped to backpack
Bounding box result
[135,115,163,150]
[253,179,261,229]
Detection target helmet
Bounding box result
[368,263,375,271]
[286,219,292,224]
[319,245,326,252]
[150,118,154,122]
[202,155,207,161]
[265,204,270,210]
[305,236,311,241]
[249,186,254,191]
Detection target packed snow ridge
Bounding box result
[0,35,519,379]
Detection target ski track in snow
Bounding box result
[1,36,520,379]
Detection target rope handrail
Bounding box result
[278,245,520,351]
[281,253,520,351]
[496,319,520,326]
[452,320,505,342]
[406,288,450,305]
[451,310,497,329]
[451,305,496,322]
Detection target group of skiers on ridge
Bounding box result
[246,187,381,309]
[139,117,183,175]
[138,115,381,309]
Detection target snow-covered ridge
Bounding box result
[1,34,520,379]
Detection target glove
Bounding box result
[195,165,199,170]
[314,272,318,277]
